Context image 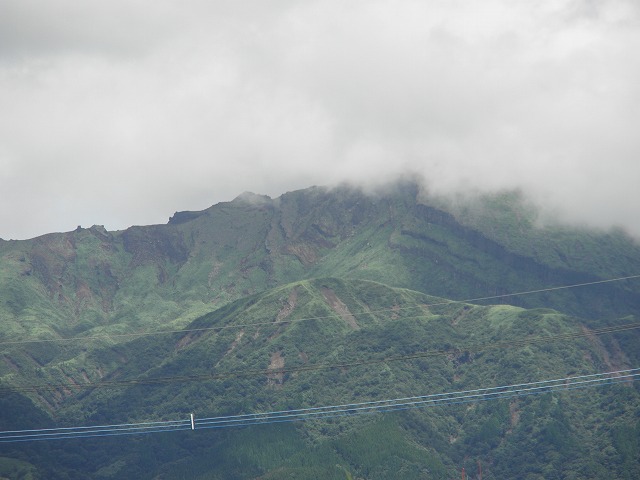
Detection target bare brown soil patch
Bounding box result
[320,287,359,330]
[176,331,202,350]
[450,305,471,326]
[285,244,317,265]
[3,355,20,372]
[581,324,630,374]
[267,351,285,386]
[214,330,246,368]
[276,287,298,322]
[509,400,521,430]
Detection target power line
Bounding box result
[1,368,636,443]
[196,368,640,425]
[3,319,639,394]
[452,274,640,304]
[196,369,640,429]
[2,274,639,347]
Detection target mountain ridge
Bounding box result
[1,182,640,478]
[2,277,639,478]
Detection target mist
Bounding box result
[1,0,639,239]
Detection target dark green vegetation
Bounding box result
[1,182,640,479]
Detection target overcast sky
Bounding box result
[1,0,639,240]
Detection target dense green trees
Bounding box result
[2,185,640,478]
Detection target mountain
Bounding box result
[1,182,640,478]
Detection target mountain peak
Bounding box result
[232,191,273,205]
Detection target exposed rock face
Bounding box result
[121,226,188,267]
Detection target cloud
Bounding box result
[1,0,639,239]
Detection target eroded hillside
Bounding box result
[1,183,640,478]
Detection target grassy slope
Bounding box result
[1,184,640,477]
[2,184,639,348]
[4,278,637,479]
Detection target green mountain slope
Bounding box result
[1,183,640,478]
[2,278,639,478]
[2,184,639,345]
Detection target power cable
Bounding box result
[1,368,637,443]
[1,274,639,347]
[197,371,640,430]
[2,319,639,394]
[196,368,640,426]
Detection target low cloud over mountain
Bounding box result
[1,0,639,239]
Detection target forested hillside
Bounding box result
[1,183,639,478]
